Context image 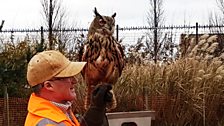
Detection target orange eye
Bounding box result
[99,19,106,25]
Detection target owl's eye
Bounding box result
[99,19,106,25]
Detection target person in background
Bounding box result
[25,50,112,126]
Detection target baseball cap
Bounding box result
[27,50,86,87]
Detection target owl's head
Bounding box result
[88,7,116,37]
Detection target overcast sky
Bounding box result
[0,0,219,29]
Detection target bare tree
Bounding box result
[41,0,77,52]
[146,0,176,63]
[217,0,224,15]
[146,0,164,63]
[0,20,4,32]
[208,0,224,33]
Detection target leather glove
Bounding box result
[91,84,113,108]
[80,84,112,126]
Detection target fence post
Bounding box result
[143,85,149,110]
[0,20,4,32]
[10,31,14,43]
[41,26,44,45]
[116,24,119,41]
[4,85,9,126]
[196,22,199,44]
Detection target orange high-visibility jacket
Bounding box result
[25,93,80,126]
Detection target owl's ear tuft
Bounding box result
[94,7,103,19]
[112,13,116,18]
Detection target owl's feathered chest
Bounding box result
[80,33,125,85]
[82,33,123,63]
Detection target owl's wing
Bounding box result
[79,36,103,85]
[115,41,125,76]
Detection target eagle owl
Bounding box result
[79,7,125,110]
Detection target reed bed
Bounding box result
[73,58,224,125]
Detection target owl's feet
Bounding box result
[106,90,117,111]
[84,85,117,111]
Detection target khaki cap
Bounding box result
[27,50,86,87]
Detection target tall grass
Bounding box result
[74,58,224,125]
[119,58,223,125]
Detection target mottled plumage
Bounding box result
[79,8,125,110]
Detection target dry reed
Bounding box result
[116,58,223,125]
[74,58,224,125]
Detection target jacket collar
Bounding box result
[27,93,69,123]
[51,101,72,113]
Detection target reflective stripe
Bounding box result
[36,118,66,126]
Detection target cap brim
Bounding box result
[55,62,86,77]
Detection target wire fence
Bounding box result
[1,23,224,46]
